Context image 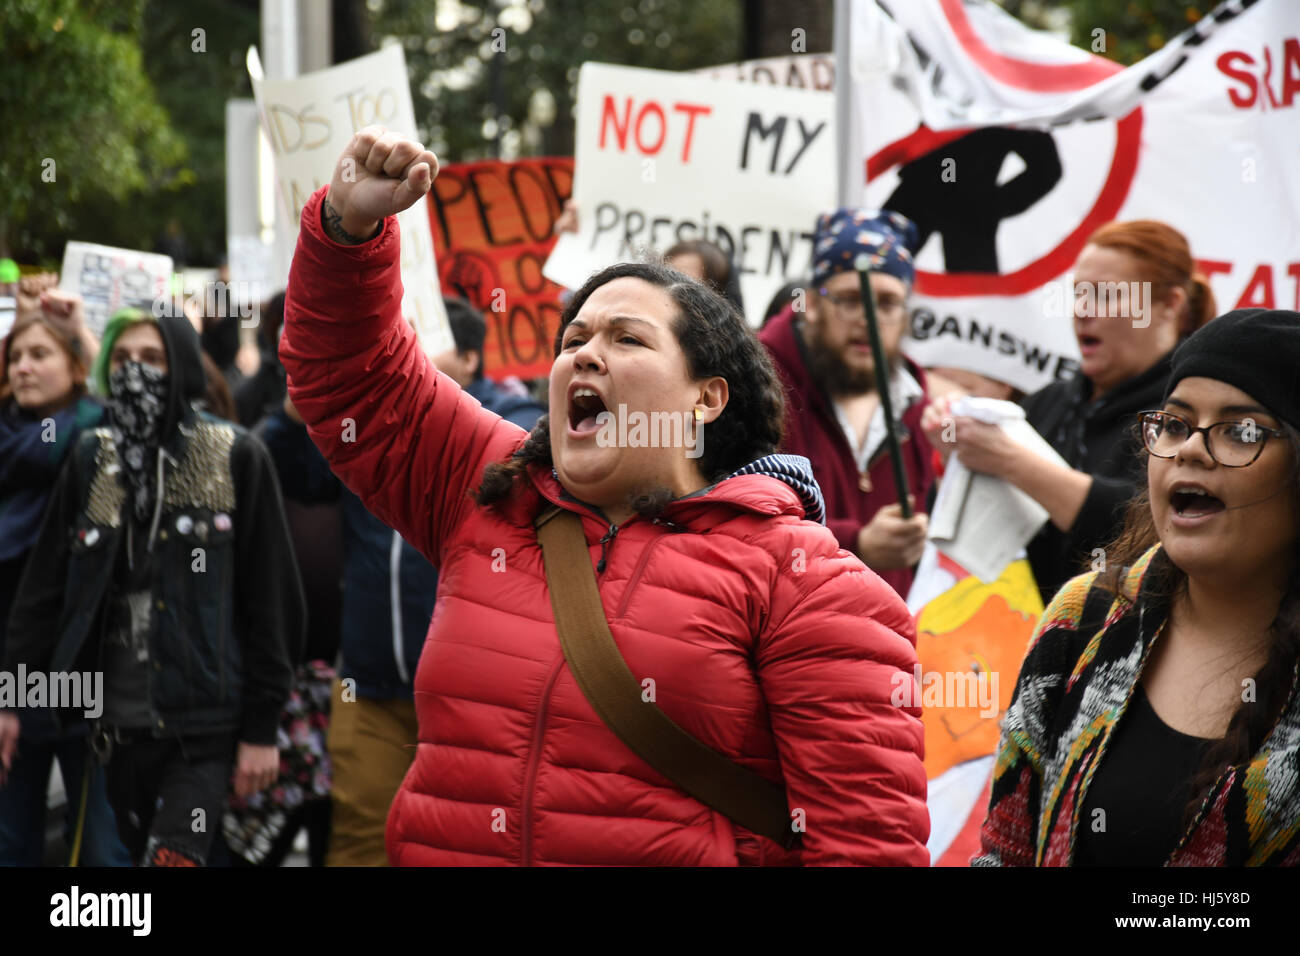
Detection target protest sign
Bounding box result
[906,545,1042,865]
[57,242,174,337]
[544,62,835,324]
[694,53,835,91]
[246,45,452,357]
[846,0,1298,394]
[224,98,275,311]
[0,298,16,340]
[428,158,572,379]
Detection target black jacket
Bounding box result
[3,314,304,743]
[255,378,543,700]
[1021,351,1173,603]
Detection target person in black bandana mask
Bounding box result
[0,307,305,867]
[108,358,170,524]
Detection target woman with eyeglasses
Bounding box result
[976,308,1300,866]
[922,220,1216,602]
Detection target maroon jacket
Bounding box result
[759,305,937,597]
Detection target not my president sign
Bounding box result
[544,63,835,324]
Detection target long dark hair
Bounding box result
[1097,422,1300,827]
[473,261,785,511]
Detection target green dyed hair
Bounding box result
[91,307,155,397]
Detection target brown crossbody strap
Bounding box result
[534,506,799,849]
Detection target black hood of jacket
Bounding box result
[201,313,242,370]
[154,313,207,443]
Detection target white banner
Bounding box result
[224,98,274,312]
[694,53,835,91]
[544,63,835,324]
[57,242,174,338]
[246,46,452,356]
[848,0,1297,394]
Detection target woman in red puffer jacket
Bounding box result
[280,127,929,866]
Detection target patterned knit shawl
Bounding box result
[975,545,1300,867]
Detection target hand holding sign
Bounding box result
[325,125,440,243]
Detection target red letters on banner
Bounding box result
[429,158,574,380]
[1216,39,1300,110]
[1196,258,1300,311]
[598,96,712,162]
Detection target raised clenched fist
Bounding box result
[323,125,440,244]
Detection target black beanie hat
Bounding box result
[1164,308,1300,428]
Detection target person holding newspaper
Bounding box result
[923,220,1216,601]
[278,126,929,866]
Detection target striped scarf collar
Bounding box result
[726,453,826,525]
[547,453,827,526]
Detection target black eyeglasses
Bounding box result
[817,287,906,325]
[1137,410,1285,467]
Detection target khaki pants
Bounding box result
[325,680,418,867]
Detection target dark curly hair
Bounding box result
[473,261,786,511]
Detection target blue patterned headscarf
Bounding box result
[812,208,919,288]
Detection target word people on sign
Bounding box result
[430,158,573,379]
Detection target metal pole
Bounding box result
[261,0,299,292]
[833,0,853,208]
[856,260,912,518]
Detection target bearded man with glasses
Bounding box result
[759,209,934,597]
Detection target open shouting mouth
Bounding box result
[567,382,609,438]
[1168,480,1225,525]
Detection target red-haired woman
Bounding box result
[925,220,1218,601]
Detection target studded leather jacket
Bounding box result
[3,314,304,745]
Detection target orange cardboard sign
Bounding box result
[428,158,574,379]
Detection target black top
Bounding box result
[1074,684,1217,866]
[101,520,158,730]
[1021,351,1174,603]
[234,346,287,429]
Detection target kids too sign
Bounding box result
[544,63,835,324]
[246,45,452,357]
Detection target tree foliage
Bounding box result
[996,0,1210,66]
[368,0,743,162]
[1066,1,1209,64]
[2,0,1208,267]
[0,0,187,260]
[131,0,261,265]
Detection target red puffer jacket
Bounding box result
[282,187,929,866]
